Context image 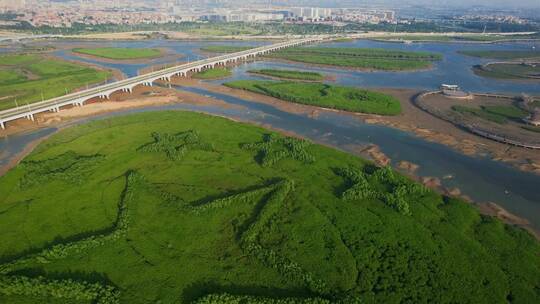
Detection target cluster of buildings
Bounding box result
[454,14,529,25]
[0,0,396,28]
[195,7,395,24]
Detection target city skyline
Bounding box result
[1,0,540,9]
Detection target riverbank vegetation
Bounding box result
[224,80,401,115]
[266,47,442,70]
[203,46,442,71]
[192,68,232,80]
[522,125,540,133]
[458,50,540,60]
[72,47,162,60]
[248,69,324,81]
[0,53,111,111]
[0,111,538,303]
[472,63,540,80]
[452,105,529,124]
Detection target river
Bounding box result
[1,38,539,228]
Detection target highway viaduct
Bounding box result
[0,37,324,130]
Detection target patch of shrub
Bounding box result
[138,130,214,161]
[192,293,330,304]
[336,166,428,216]
[0,275,119,304]
[19,151,104,188]
[241,134,315,167]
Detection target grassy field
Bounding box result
[452,105,529,124]
[224,80,401,115]
[0,54,111,111]
[192,68,232,80]
[72,47,163,60]
[472,63,540,80]
[0,111,538,303]
[248,69,324,81]
[202,46,442,71]
[459,50,540,60]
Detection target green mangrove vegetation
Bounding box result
[472,63,540,80]
[248,69,324,81]
[0,53,111,111]
[0,111,538,304]
[451,105,529,124]
[72,47,163,60]
[458,50,540,60]
[192,68,232,80]
[265,47,442,70]
[202,46,442,71]
[522,125,540,133]
[224,80,402,115]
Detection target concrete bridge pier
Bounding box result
[26,114,34,121]
[0,120,5,130]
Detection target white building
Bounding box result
[289,7,332,20]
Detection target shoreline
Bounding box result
[339,142,540,240]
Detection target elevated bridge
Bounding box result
[0,37,323,129]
